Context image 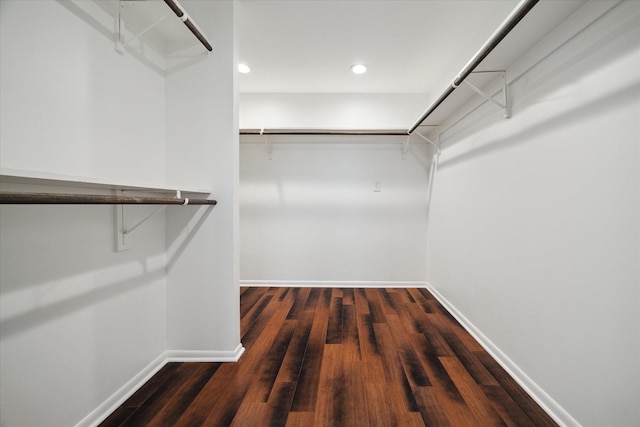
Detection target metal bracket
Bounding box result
[402,135,411,160]
[116,0,172,53]
[115,203,131,251]
[464,71,511,118]
[405,125,439,159]
[261,129,272,160]
[413,128,441,155]
[115,190,183,252]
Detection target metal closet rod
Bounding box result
[163,0,213,52]
[0,192,217,205]
[408,0,539,134]
[240,129,408,136]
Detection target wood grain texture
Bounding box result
[100,288,557,426]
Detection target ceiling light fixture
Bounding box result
[350,64,367,74]
[238,63,251,74]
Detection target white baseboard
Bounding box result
[166,344,245,362]
[425,284,581,427]
[75,344,245,427]
[240,280,428,288]
[74,352,167,427]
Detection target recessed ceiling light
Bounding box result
[350,64,367,74]
[238,63,251,74]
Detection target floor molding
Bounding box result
[240,280,428,288]
[425,283,581,427]
[75,352,167,427]
[166,344,245,362]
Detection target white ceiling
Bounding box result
[235,0,589,130]
[236,0,522,94]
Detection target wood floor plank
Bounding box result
[240,286,267,319]
[342,360,371,426]
[266,381,297,426]
[145,363,221,427]
[286,287,309,320]
[373,321,420,415]
[117,364,204,427]
[290,288,331,412]
[439,356,506,426]
[313,344,343,426]
[481,384,539,427]
[353,287,371,314]
[439,329,498,386]
[411,386,453,427]
[102,288,558,427]
[363,381,397,426]
[325,289,343,344]
[474,351,558,427]
[284,412,314,427]
[406,301,454,357]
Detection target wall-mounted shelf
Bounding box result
[117,0,212,55]
[408,0,587,133]
[0,168,211,195]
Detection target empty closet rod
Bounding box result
[163,0,213,52]
[240,129,408,136]
[408,0,538,134]
[0,192,217,205]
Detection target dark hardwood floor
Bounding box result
[100,287,557,426]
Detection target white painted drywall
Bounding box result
[427,1,640,425]
[240,138,431,285]
[240,92,429,130]
[165,0,241,354]
[0,0,241,425]
[0,183,168,427]
[0,0,166,187]
[0,1,170,426]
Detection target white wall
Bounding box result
[0,186,167,427]
[240,92,429,130]
[0,0,240,425]
[165,0,242,356]
[240,138,431,286]
[0,2,168,425]
[427,1,639,425]
[0,0,166,187]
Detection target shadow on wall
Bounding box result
[438,3,640,169]
[54,0,205,76]
[165,204,215,272]
[438,79,640,172]
[0,203,215,340]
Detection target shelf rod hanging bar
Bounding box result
[408,0,538,134]
[0,192,217,205]
[163,0,213,52]
[240,129,408,136]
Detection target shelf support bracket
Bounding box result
[261,129,272,160]
[402,135,412,160]
[464,71,511,118]
[116,0,172,53]
[414,128,441,155]
[116,190,185,251]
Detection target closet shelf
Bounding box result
[0,168,211,195]
[408,0,538,133]
[117,0,212,55]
